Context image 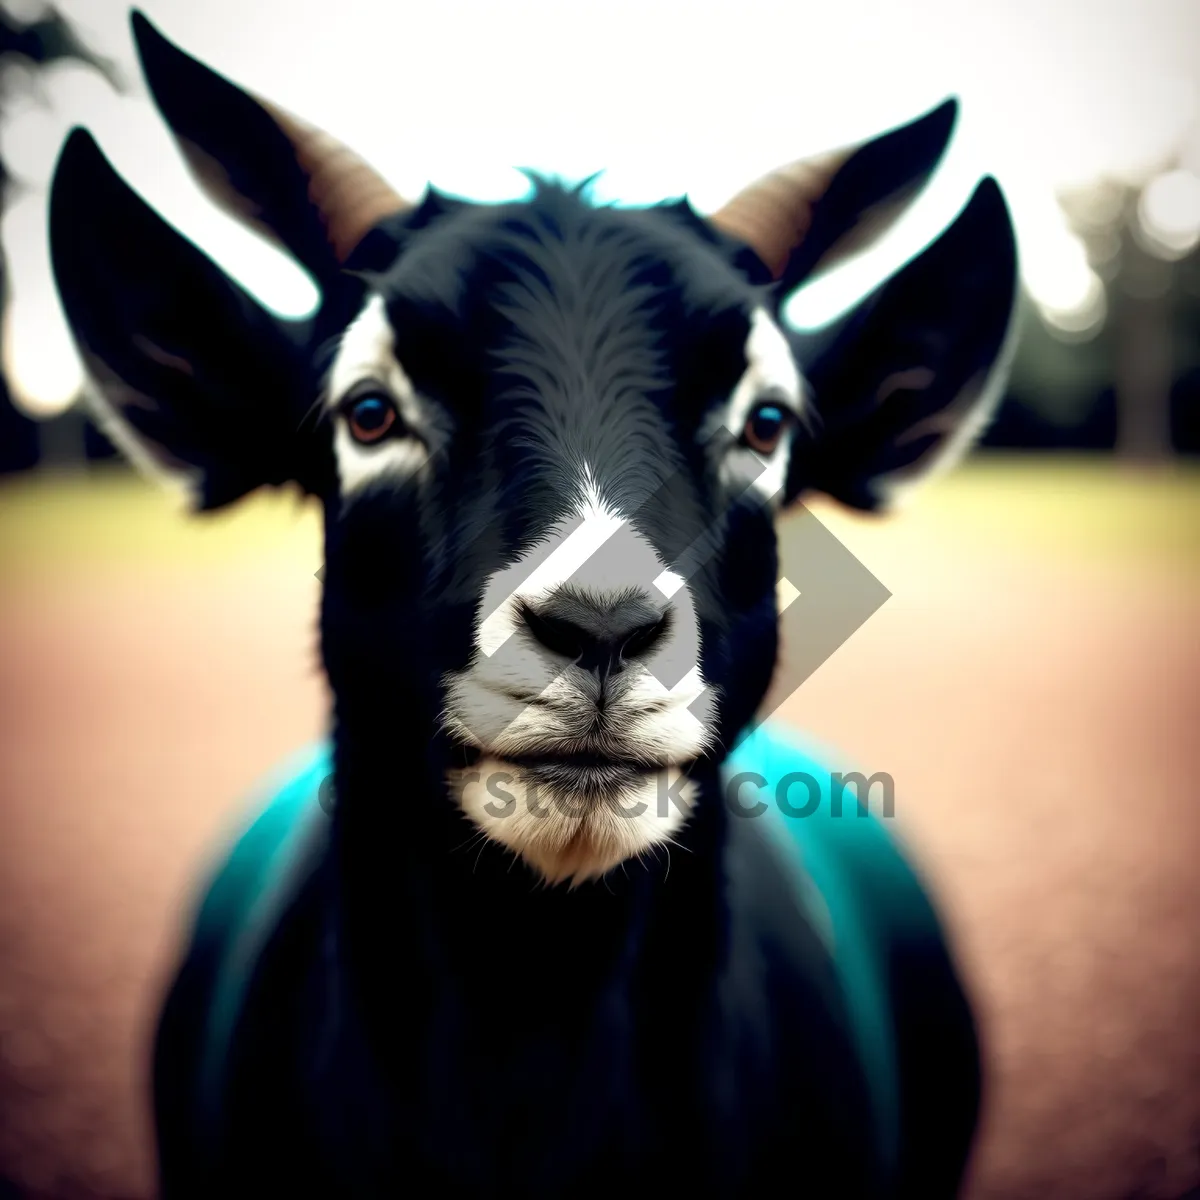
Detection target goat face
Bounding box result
[49,13,1018,887]
[322,194,817,884]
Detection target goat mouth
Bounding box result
[502,749,668,773]
[500,753,655,799]
[448,742,671,797]
[446,738,668,776]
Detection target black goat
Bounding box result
[48,11,1017,1198]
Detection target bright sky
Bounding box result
[2,0,1198,413]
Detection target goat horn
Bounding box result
[709,149,851,281]
[709,99,959,285]
[131,10,410,272]
[259,102,411,264]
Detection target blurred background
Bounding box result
[0,0,1197,1197]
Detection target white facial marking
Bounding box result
[450,758,699,888]
[727,308,804,432]
[326,295,440,497]
[442,466,716,886]
[705,307,806,507]
[477,476,624,657]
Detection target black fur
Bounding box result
[49,13,1017,1197]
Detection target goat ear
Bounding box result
[711,99,958,297]
[50,128,317,511]
[786,177,1018,511]
[130,10,408,283]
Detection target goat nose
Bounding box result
[519,588,670,676]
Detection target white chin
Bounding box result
[447,755,697,887]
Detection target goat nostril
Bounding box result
[519,593,670,676]
[619,613,670,662]
[519,604,588,661]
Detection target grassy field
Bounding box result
[0,453,1197,1200]
[0,465,321,574]
[1,454,1197,576]
[891,454,1200,567]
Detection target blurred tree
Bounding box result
[986,294,1117,450]
[0,2,121,477]
[1169,236,1200,455]
[985,176,1200,458]
[1112,207,1175,460]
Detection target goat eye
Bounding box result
[345,393,398,444]
[741,402,791,455]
